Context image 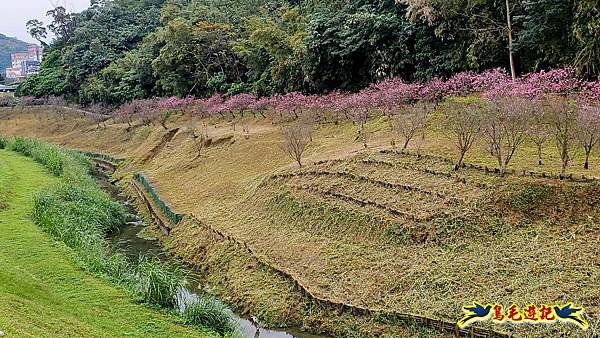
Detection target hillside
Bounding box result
[1,105,597,337]
[0,34,29,76]
[16,0,600,104]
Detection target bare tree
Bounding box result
[576,102,600,169]
[528,100,551,165]
[444,100,484,170]
[483,97,530,175]
[185,122,207,160]
[241,121,250,139]
[281,123,311,167]
[158,111,172,130]
[546,95,577,176]
[393,103,430,150]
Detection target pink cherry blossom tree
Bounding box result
[204,94,227,118]
[225,93,256,118]
[248,96,271,118]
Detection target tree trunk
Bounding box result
[499,165,507,176]
[584,150,591,169]
[560,141,569,176]
[403,138,410,150]
[505,0,516,80]
[537,144,543,165]
[455,151,466,171]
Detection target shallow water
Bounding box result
[94,168,327,338]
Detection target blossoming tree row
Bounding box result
[109,68,599,174]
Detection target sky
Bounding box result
[0,0,90,44]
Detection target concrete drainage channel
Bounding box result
[91,160,327,338]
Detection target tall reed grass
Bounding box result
[182,297,239,336]
[135,256,186,308]
[8,136,90,177]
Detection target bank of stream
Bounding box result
[93,167,327,338]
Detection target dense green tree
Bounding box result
[45,6,78,43]
[26,20,48,46]
[63,1,161,102]
[515,0,574,72]
[235,7,307,94]
[304,0,415,92]
[573,0,600,77]
[152,19,245,96]
[17,0,600,104]
[16,48,69,98]
[402,0,515,75]
[82,37,159,104]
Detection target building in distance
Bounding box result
[5,45,43,83]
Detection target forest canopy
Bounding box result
[17,0,600,105]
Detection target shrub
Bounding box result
[0,94,18,107]
[53,183,125,233]
[9,136,36,157]
[181,297,239,335]
[134,256,186,309]
[510,184,554,214]
[0,136,7,149]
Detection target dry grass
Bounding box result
[1,107,599,337]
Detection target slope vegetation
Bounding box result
[0,149,214,337]
[0,107,598,337]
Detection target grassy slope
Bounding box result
[0,149,214,338]
[1,108,599,337]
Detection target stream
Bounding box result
[93,168,327,338]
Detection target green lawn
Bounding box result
[0,149,215,338]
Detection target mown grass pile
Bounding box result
[4,136,238,336]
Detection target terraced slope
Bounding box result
[224,150,600,337]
